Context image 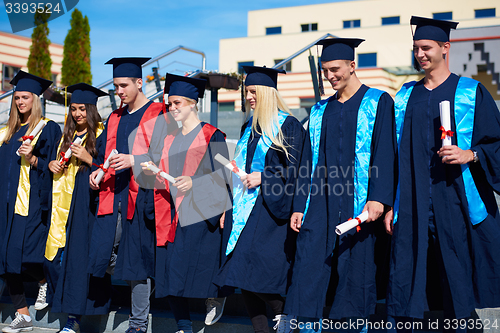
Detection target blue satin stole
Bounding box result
[226,111,289,255]
[393,77,486,225]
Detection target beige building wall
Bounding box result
[219,0,499,109]
[0,31,63,94]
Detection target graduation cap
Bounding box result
[105,57,151,78]
[10,70,52,96]
[67,83,108,105]
[164,73,206,100]
[243,66,285,89]
[315,38,365,62]
[411,16,458,42]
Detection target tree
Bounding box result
[27,8,52,80]
[61,9,92,86]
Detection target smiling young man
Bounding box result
[284,38,396,333]
[385,17,500,332]
[88,57,175,333]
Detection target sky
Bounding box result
[0,0,343,86]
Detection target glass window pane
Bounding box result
[433,12,453,20]
[475,8,496,18]
[382,16,400,25]
[266,26,282,35]
[358,53,377,68]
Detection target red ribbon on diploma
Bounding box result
[59,151,69,165]
[439,126,454,140]
[21,135,34,141]
[230,160,241,175]
[92,162,108,173]
[348,216,363,232]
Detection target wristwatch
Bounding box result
[471,149,479,163]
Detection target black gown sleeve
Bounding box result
[366,92,396,207]
[191,130,232,226]
[292,120,312,214]
[470,83,500,194]
[261,117,305,220]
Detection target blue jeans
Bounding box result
[127,279,151,331]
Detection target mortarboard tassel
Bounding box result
[317,46,324,96]
[64,86,67,126]
[240,79,246,113]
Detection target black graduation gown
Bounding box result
[154,123,231,299]
[386,74,500,320]
[0,121,61,275]
[87,102,157,281]
[49,132,111,315]
[214,116,305,295]
[284,85,395,319]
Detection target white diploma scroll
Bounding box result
[95,149,118,185]
[16,119,47,156]
[214,153,247,178]
[145,163,176,184]
[439,100,452,147]
[58,137,83,165]
[335,211,369,235]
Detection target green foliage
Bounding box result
[61,8,92,86]
[27,8,52,80]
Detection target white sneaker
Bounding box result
[273,314,295,333]
[60,316,80,333]
[2,312,33,333]
[34,282,48,310]
[204,297,226,325]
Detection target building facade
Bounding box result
[218,0,500,110]
[0,30,63,94]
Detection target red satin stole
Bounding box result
[154,123,218,246]
[98,103,162,219]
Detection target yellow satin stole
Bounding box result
[45,123,104,261]
[15,118,51,217]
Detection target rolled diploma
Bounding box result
[58,137,83,164]
[95,149,118,185]
[439,100,452,146]
[145,163,176,184]
[335,211,369,235]
[16,119,47,156]
[214,153,247,178]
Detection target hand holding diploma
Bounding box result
[241,172,261,190]
[214,153,247,178]
[335,211,369,235]
[16,119,46,156]
[173,176,192,193]
[109,153,134,171]
[59,138,83,165]
[140,162,176,184]
[92,149,118,187]
[439,101,453,147]
[438,146,474,165]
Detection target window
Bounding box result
[2,64,21,91]
[382,16,400,25]
[266,26,282,35]
[358,53,377,68]
[343,19,361,28]
[433,12,453,20]
[238,61,254,74]
[475,8,496,18]
[219,102,234,112]
[301,23,318,32]
[274,59,292,72]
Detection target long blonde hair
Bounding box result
[246,85,292,159]
[3,93,43,144]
